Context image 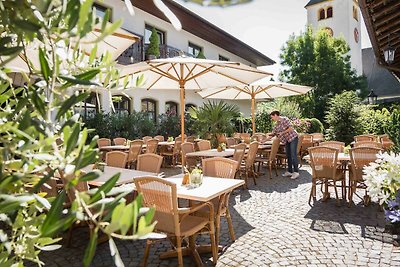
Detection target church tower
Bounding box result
[305,0,363,75]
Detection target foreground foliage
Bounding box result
[0,1,155,266]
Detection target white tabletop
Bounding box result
[99,145,129,151]
[82,165,157,186]
[158,141,175,146]
[165,175,245,202]
[186,148,235,158]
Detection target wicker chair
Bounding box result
[239,141,259,188]
[380,134,394,151]
[127,140,143,169]
[319,141,345,152]
[300,134,314,159]
[105,151,128,168]
[311,133,324,141]
[145,139,159,154]
[255,137,280,179]
[225,137,237,148]
[349,147,381,207]
[353,141,382,149]
[135,177,218,267]
[252,133,268,143]
[240,133,251,144]
[113,137,126,145]
[137,153,163,174]
[233,143,247,171]
[201,157,238,246]
[181,142,197,170]
[97,138,111,148]
[142,136,153,143]
[186,135,196,143]
[154,135,165,142]
[308,146,345,205]
[160,139,182,167]
[197,140,211,151]
[354,134,376,142]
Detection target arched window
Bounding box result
[141,98,157,122]
[76,92,100,120]
[318,8,325,20]
[353,6,359,21]
[185,103,197,111]
[165,101,178,116]
[324,27,334,37]
[112,95,131,115]
[327,7,333,18]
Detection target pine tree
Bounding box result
[146,27,160,58]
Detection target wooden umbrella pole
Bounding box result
[251,95,256,134]
[179,80,185,142]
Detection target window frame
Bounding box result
[185,103,197,111]
[144,24,166,45]
[318,8,325,20]
[188,42,203,57]
[93,2,112,22]
[165,101,178,116]
[353,6,359,21]
[219,55,229,61]
[326,7,333,18]
[76,92,100,120]
[141,98,157,122]
[112,95,131,115]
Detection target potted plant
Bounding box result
[146,27,160,60]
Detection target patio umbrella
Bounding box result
[1,22,139,73]
[198,81,312,133]
[119,56,272,139]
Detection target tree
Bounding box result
[325,91,363,144]
[196,50,206,59]
[279,27,367,122]
[146,27,160,58]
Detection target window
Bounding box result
[327,7,333,18]
[76,92,100,120]
[165,101,178,116]
[112,95,131,115]
[219,55,229,61]
[188,42,202,57]
[144,24,165,45]
[142,98,157,122]
[324,27,334,37]
[353,6,359,21]
[318,8,325,20]
[94,3,111,21]
[185,103,196,111]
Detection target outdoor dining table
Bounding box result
[99,145,129,151]
[186,148,235,158]
[82,165,157,186]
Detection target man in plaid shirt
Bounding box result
[269,110,299,179]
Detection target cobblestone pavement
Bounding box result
[36,165,400,267]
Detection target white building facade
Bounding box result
[86,0,274,121]
[305,0,363,75]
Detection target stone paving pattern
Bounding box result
[35,165,400,266]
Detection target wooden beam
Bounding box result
[368,0,385,10]
[377,27,400,42]
[371,1,400,20]
[360,0,383,63]
[376,19,400,35]
[375,11,400,28]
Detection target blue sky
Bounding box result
[175,0,372,78]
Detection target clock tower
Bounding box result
[305,0,363,75]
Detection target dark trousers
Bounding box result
[285,137,299,173]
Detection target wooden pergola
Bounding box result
[360,0,400,78]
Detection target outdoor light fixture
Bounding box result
[384,33,398,64]
[367,89,378,105]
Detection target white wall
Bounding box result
[95,0,257,117]
[306,0,362,75]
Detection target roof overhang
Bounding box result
[131,0,275,66]
[360,0,400,78]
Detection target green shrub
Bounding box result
[158,113,180,138]
[291,118,311,133]
[325,91,362,145]
[359,106,391,135]
[146,27,160,57]
[306,118,324,133]
[384,108,400,154]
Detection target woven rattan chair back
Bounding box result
[380,134,390,142]
[127,140,143,163]
[145,139,159,154]
[353,141,382,149]
[113,137,126,145]
[233,132,241,139]
[252,133,268,143]
[202,157,238,179]
[269,137,281,161]
[181,142,196,169]
[154,135,165,142]
[245,141,259,167]
[225,137,236,148]
[311,133,324,140]
[233,143,247,167]
[302,134,314,144]
[105,151,128,168]
[198,140,211,151]
[137,153,163,174]
[349,147,380,182]
[186,136,195,143]
[173,139,182,154]
[97,138,111,148]
[143,136,153,143]
[240,133,251,144]
[308,146,339,179]
[354,135,374,142]
[319,141,345,152]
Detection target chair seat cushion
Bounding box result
[154,211,209,237]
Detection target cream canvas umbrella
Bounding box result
[119,56,272,139]
[1,22,139,73]
[198,81,312,133]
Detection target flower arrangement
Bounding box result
[290,118,311,133]
[190,167,203,187]
[364,152,400,223]
[217,142,226,152]
[167,136,174,142]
